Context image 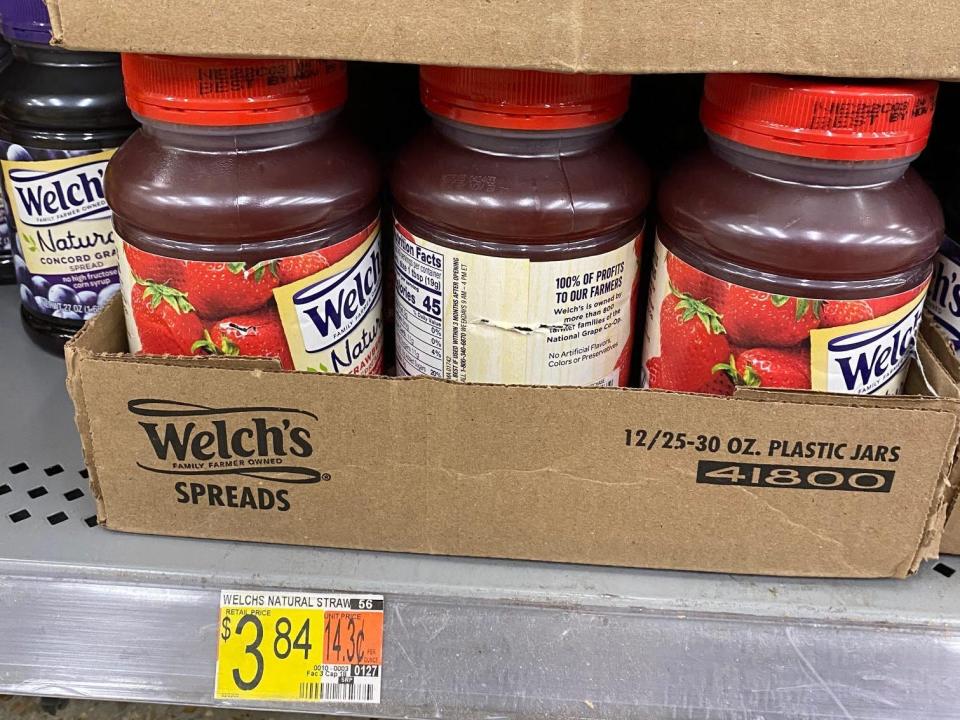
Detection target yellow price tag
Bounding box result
[215,590,383,703]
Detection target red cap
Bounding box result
[121,55,347,126]
[701,74,938,161]
[420,66,630,131]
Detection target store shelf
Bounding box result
[1,283,960,720]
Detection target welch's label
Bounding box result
[1,144,120,321]
[8,157,110,226]
[811,288,927,395]
[927,239,960,355]
[291,235,383,355]
[273,220,384,374]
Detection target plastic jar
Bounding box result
[644,74,942,396]
[926,190,960,355]
[391,67,650,386]
[0,0,136,351]
[106,56,381,373]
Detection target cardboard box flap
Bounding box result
[47,0,960,79]
[906,337,960,566]
[71,317,960,576]
[907,334,960,399]
[923,315,960,384]
[921,315,960,555]
[64,328,104,519]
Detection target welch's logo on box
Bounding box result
[128,398,330,513]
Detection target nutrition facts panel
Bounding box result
[394,231,444,377]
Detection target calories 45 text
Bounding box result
[624,429,900,463]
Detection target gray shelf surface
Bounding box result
[1,284,960,720]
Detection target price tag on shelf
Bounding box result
[214,590,383,703]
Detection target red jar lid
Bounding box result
[701,74,938,161]
[421,66,630,131]
[121,55,347,126]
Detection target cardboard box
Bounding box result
[65,299,960,578]
[921,318,960,555]
[46,0,960,79]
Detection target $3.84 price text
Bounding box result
[221,613,312,691]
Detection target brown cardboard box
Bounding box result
[46,0,960,79]
[65,300,960,578]
[921,319,960,554]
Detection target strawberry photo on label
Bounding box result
[658,287,730,391]
[194,305,294,370]
[716,347,811,390]
[646,355,665,388]
[819,300,874,328]
[614,323,637,386]
[130,279,204,356]
[124,243,187,287]
[276,234,370,285]
[722,287,821,347]
[696,372,735,396]
[181,261,280,319]
[865,284,927,318]
[645,355,682,391]
[666,253,730,308]
[276,251,331,285]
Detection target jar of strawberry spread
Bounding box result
[644,74,942,395]
[391,67,650,386]
[926,195,960,356]
[106,56,381,372]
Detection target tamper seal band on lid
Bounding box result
[701,74,938,161]
[421,66,630,130]
[121,55,348,126]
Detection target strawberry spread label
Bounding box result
[118,218,383,374]
[927,239,960,356]
[2,144,120,320]
[643,239,928,395]
[394,222,640,386]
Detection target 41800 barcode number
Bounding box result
[696,460,894,493]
